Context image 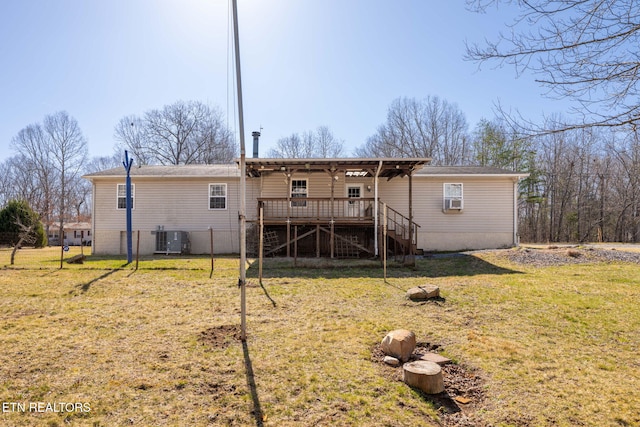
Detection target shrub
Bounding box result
[0,200,47,248]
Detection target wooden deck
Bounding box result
[250,197,419,259]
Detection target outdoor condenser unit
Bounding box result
[154,230,191,254]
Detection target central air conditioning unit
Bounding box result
[444,198,463,210]
[154,230,191,254]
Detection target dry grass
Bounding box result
[0,249,639,426]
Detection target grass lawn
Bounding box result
[0,248,639,426]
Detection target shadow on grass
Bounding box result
[411,388,462,417]
[258,281,277,307]
[246,254,521,279]
[242,340,264,427]
[74,266,126,293]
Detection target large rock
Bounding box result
[383,356,400,367]
[403,360,445,394]
[381,329,416,362]
[406,285,440,301]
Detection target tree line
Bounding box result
[2,96,640,245]
[3,0,640,245]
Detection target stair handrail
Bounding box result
[378,201,420,245]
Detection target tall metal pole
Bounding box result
[231,0,248,341]
[123,150,134,264]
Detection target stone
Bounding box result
[417,352,452,366]
[406,285,440,301]
[383,356,400,367]
[381,329,416,363]
[403,360,445,394]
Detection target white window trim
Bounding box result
[443,183,463,211]
[208,183,228,210]
[117,183,135,210]
[290,178,308,208]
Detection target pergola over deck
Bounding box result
[239,158,431,258]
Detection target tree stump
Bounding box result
[403,361,444,394]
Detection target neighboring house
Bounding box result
[48,222,92,246]
[82,159,527,256]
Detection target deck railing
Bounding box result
[257,197,375,223]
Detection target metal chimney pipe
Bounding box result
[252,131,260,158]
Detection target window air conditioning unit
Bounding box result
[445,198,463,210]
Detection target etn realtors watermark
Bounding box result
[2,402,91,413]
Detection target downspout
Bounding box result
[374,160,383,257]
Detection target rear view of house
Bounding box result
[83,159,526,257]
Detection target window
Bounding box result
[291,179,307,207]
[443,183,463,210]
[209,183,227,210]
[117,184,135,209]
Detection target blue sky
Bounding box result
[0,0,570,163]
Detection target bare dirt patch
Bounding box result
[372,342,488,427]
[499,246,640,267]
[199,324,243,348]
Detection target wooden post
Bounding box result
[330,170,335,258]
[408,170,415,266]
[59,228,64,269]
[209,227,214,277]
[286,174,291,258]
[383,203,388,280]
[316,225,320,258]
[259,207,264,284]
[294,225,298,266]
[135,230,140,270]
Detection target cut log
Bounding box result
[66,254,86,264]
[403,360,444,394]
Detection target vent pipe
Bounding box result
[252,131,260,158]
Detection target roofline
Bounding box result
[416,173,530,178]
[241,157,432,163]
[83,173,241,180]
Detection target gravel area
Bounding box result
[497,246,640,267]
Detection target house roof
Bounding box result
[48,221,92,231]
[83,164,240,179]
[416,166,529,178]
[82,161,528,180]
[242,157,432,179]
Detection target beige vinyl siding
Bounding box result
[258,173,372,198]
[378,176,516,251]
[91,177,256,255]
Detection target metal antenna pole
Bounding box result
[231,0,247,341]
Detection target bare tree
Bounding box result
[466,0,640,132]
[10,125,57,233]
[313,126,344,157]
[84,154,123,174]
[114,100,236,165]
[44,111,88,266]
[356,96,469,165]
[10,216,38,265]
[268,126,344,158]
